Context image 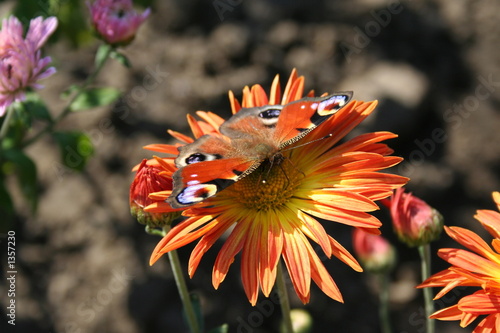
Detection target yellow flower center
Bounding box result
[227,156,304,211]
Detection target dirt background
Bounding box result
[1,0,500,332]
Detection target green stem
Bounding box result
[21,45,113,148]
[419,244,435,333]
[277,261,294,333]
[377,273,392,333]
[0,104,15,141]
[163,225,201,333]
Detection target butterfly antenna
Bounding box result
[281,133,333,152]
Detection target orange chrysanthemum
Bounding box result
[138,69,408,305]
[419,191,500,332]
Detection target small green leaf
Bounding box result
[3,149,38,213]
[208,324,229,333]
[69,87,121,111]
[23,93,53,123]
[2,103,31,148]
[52,131,94,171]
[95,44,112,68]
[61,84,80,99]
[110,50,132,68]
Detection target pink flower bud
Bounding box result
[388,188,443,247]
[0,16,58,116]
[87,0,150,46]
[352,229,396,273]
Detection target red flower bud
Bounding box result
[129,159,180,227]
[353,229,395,273]
[388,188,443,247]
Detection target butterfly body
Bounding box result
[168,92,353,208]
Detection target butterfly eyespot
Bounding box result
[259,108,281,119]
[185,153,222,165]
[258,108,281,127]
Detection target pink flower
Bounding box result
[352,229,395,273]
[88,0,150,46]
[0,16,58,116]
[387,188,443,247]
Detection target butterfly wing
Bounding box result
[168,158,256,208]
[273,92,353,147]
[168,105,285,208]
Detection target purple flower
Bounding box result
[88,0,150,46]
[0,16,58,116]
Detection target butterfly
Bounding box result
[167,92,353,208]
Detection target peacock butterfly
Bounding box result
[167,92,353,208]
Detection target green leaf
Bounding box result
[23,93,53,123]
[61,84,80,99]
[110,50,132,68]
[208,324,229,333]
[1,102,31,148]
[69,87,121,111]
[95,44,112,68]
[3,149,38,213]
[52,131,94,171]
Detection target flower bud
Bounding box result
[87,0,150,46]
[352,229,396,273]
[130,159,181,228]
[388,188,443,247]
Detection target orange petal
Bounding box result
[143,144,180,155]
[212,219,249,289]
[268,73,281,105]
[259,211,283,297]
[195,111,225,130]
[429,304,463,321]
[282,224,311,304]
[306,240,343,302]
[251,84,268,106]
[167,129,194,144]
[241,220,262,305]
[329,235,362,272]
[438,248,500,278]
[150,215,216,265]
[444,226,499,262]
[228,90,241,114]
[187,114,204,139]
[459,292,500,314]
[188,217,234,277]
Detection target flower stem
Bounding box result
[418,244,435,333]
[377,273,392,333]
[163,225,201,333]
[21,45,113,148]
[0,104,15,141]
[277,261,294,333]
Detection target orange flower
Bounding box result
[419,192,500,332]
[386,188,443,247]
[141,69,408,305]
